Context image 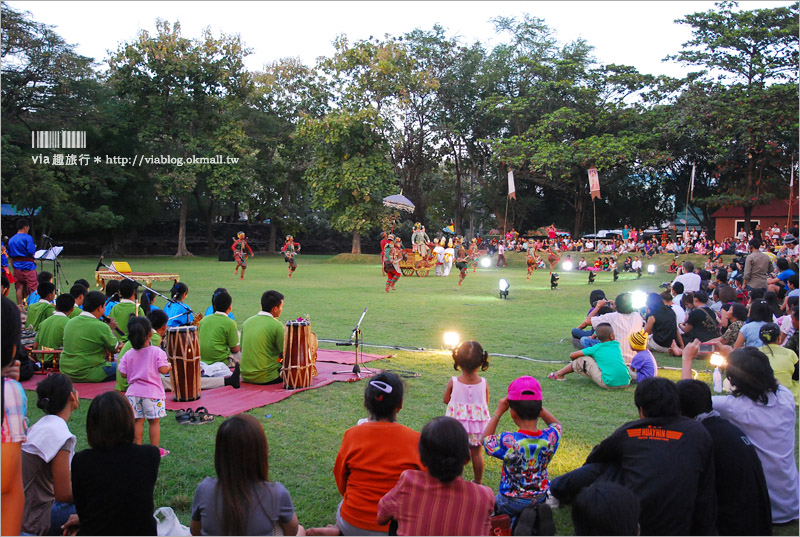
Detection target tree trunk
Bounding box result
[351,230,362,254]
[176,195,193,257]
[269,222,277,254]
[573,193,586,239]
[743,205,753,235]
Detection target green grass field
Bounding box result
[22,252,799,535]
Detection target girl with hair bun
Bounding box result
[444,340,491,484]
[308,372,424,536]
[20,373,79,535]
[164,282,194,327]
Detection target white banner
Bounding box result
[508,170,516,200]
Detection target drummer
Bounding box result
[60,291,123,383]
[240,290,285,385]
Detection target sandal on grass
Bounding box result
[547,372,566,382]
[190,406,215,425]
[175,409,193,425]
[159,447,170,458]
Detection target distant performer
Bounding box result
[411,223,430,257]
[379,231,391,276]
[455,237,469,286]
[526,240,542,280]
[547,240,561,275]
[443,238,455,276]
[432,238,445,276]
[231,231,254,280]
[384,236,403,292]
[281,235,301,278]
[469,238,480,272]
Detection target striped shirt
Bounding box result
[377,470,494,536]
[2,378,28,443]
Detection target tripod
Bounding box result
[333,308,376,379]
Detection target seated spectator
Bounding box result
[768,257,795,295]
[549,377,716,535]
[571,482,640,536]
[26,282,56,331]
[643,291,683,356]
[758,323,798,405]
[483,376,560,527]
[734,299,773,349]
[21,374,79,536]
[203,288,235,320]
[26,271,54,310]
[377,416,494,536]
[667,259,678,273]
[709,348,799,524]
[66,391,161,536]
[628,330,657,382]
[571,290,605,343]
[676,379,772,535]
[717,303,748,348]
[550,323,630,388]
[674,260,701,292]
[577,293,644,365]
[307,372,424,536]
[190,414,303,536]
[679,291,721,344]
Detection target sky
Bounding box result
[9,0,794,79]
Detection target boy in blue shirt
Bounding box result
[629,330,657,382]
[483,376,562,525]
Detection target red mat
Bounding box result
[21,350,390,417]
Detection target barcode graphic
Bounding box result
[31,131,86,149]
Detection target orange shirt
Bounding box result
[334,421,424,532]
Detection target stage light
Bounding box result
[499,278,510,299]
[480,257,491,268]
[562,261,573,271]
[709,352,725,368]
[647,264,656,274]
[443,331,460,349]
[631,290,647,310]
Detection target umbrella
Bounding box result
[382,194,415,213]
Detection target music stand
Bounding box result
[34,245,66,294]
[333,308,376,379]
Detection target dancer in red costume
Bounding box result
[231,232,254,280]
[281,235,301,278]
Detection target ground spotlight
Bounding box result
[550,273,560,290]
[647,264,656,275]
[499,278,510,299]
[588,271,596,284]
[562,261,573,271]
[443,331,460,349]
[480,257,491,268]
[631,290,647,310]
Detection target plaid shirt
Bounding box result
[2,378,28,443]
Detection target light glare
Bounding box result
[709,352,725,367]
[647,264,656,274]
[443,331,460,348]
[631,290,647,310]
[563,261,573,271]
[499,279,509,291]
[480,257,491,268]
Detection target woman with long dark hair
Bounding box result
[190,414,302,536]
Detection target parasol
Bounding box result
[382,194,415,213]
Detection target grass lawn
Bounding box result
[22,252,799,535]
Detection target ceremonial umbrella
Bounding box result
[382,194,415,232]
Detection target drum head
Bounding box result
[285,320,309,327]
[167,326,198,333]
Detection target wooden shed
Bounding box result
[710,199,798,242]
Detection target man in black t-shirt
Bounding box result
[680,291,720,344]
[550,377,717,536]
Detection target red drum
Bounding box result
[166,326,201,402]
[282,320,318,389]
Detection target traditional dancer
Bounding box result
[526,240,542,280]
[547,240,561,275]
[411,223,430,257]
[454,237,469,286]
[281,235,301,278]
[469,238,480,272]
[379,231,391,276]
[231,232,254,280]
[432,238,445,276]
[443,237,455,276]
[384,236,402,292]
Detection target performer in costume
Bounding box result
[379,231,390,276]
[547,240,561,275]
[468,238,480,272]
[384,236,401,292]
[443,238,455,276]
[432,238,445,276]
[526,240,539,280]
[1,241,14,286]
[411,223,430,257]
[281,235,301,278]
[454,237,469,286]
[231,231,254,280]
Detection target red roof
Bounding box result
[711,198,798,218]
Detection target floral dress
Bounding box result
[446,377,490,446]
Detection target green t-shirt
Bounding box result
[581,340,631,387]
[241,313,284,384]
[60,314,119,383]
[198,312,239,365]
[761,344,799,405]
[108,301,144,343]
[34,312,70,350]
[68,307,82,319]
[27,301,55,331]
[115,331,162,392]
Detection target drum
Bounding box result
[282,320,318,389]
[166,326,201,402]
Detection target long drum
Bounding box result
[166,326,201,402]
[282,320,318,389]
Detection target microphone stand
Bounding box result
[333,308,375,378]
[41,235,69,295]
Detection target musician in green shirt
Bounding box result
[60,291,121,382]
[241,290,284,385]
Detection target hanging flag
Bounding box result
[790,162,794,189]
[689,164,696,201]
[588,167,601,199]
[508,170,517,200]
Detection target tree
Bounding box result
[108,20,254,255]
[297,109,395,253]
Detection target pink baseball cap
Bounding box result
[507,376,542,401]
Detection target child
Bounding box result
[628,330,657,382]
[118,316,171,457]
[483,376,561,524]
[444,341,491,485]
[103,280,120,317]
[108,279,144,343]
[578,257,587,270]
[548,323,630,388]
[68,284,87,318]
[759,322,799,405]
[25,271,53,308]
[33,293,74,366]
[26,281,56,331]
[204,287,234,319]
[163,282,194,327]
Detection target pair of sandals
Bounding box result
[175,407,215,425]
